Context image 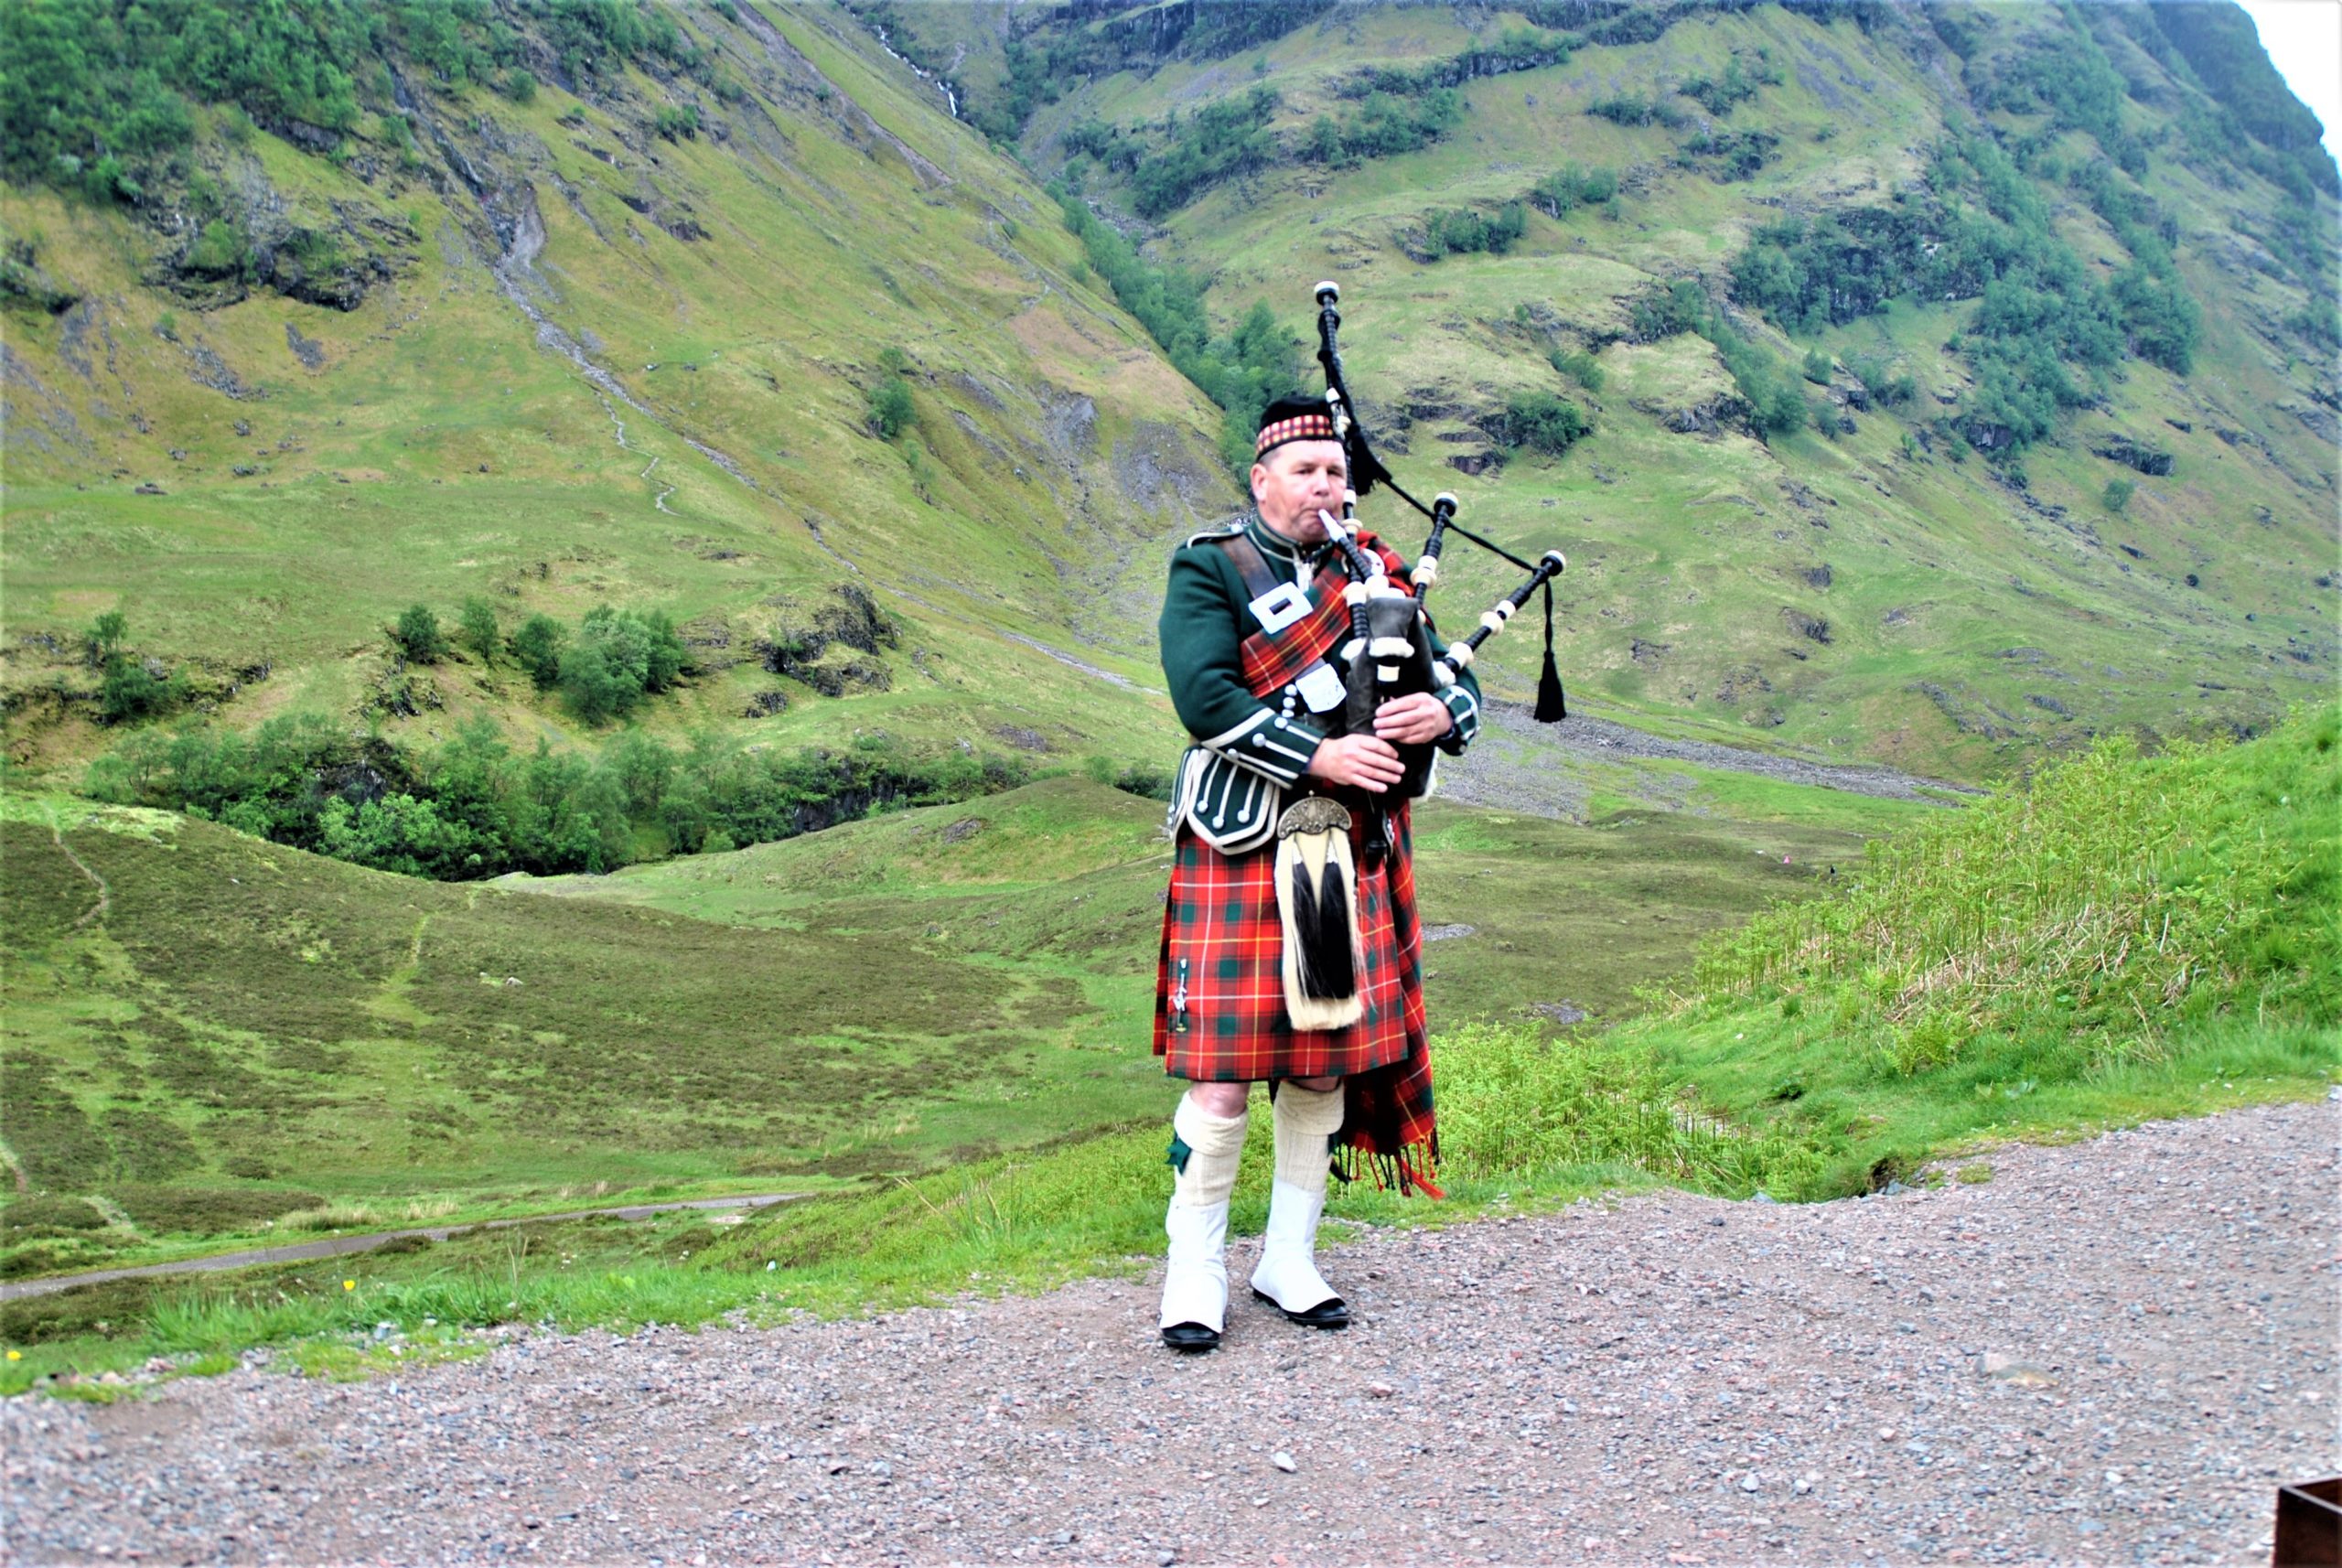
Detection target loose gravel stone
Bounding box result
[4,1100,2334,1564]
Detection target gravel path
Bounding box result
[0,1195,812,1305]
[1441,705,1982,820]
[6,1098,2335,1565]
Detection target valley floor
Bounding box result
[5,1098,2333,1565]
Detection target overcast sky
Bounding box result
[2236,0,2342,171]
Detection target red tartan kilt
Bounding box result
[1153,798,1426,1083]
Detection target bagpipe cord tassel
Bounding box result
[1533,578,1567,724]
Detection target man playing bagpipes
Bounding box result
[1149,392,1483,1352]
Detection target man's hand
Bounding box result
[1372,692,1455,746]
[1306,734,1404,793]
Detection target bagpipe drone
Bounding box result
[1306,280,1569,801]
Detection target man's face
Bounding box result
[1251,440,1348,545]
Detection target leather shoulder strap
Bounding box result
[1209,530,1288,602]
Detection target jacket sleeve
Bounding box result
[1159,543,1327,786]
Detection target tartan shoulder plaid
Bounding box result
[1235,531,1411,694]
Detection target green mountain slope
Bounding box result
[3,0,1226,786]
[879,0,2341,775]
[3,0,2331,805]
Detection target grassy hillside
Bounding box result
[5,707,2326,1394]
[0,768,1882,1284]
[2,0,1224,790]
[887,0,2339,779]
[5,0,2331,822]
[0,785,1167,1281]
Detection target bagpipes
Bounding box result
[1273,284,1571,1030]
[1306,280,1569,800]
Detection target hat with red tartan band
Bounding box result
[1253,393,1341,458]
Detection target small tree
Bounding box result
[559,640,631,724]
[88,610,129,666]
[510,615,569,689]
[557,606,690,723]
[2101,478,2134,513]
[867,376,916,440]
[392,605,448,663]
[458,597,501,666]
[97,657,183,724]
[1801,348,1833,385]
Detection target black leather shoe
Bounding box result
[1161,1321,1221,1351]
[1253,1288,1349,1328]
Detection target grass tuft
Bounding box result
[1685,704,2337,1069]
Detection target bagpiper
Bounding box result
[1151,392,1482,1351]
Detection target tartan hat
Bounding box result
[1253,393,1343,459]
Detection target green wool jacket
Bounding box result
[1157,512,1483,789]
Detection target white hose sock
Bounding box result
[1270,1081,1345,1194]
[1252,1083,1348,1319]
[1161,1096,1249,1337]
[1170,1094,1248,1208]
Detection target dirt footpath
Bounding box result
[5,1099,2335,1566]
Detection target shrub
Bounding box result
[503,69,537,104]
[510,614,568,689]
[85,610,184,723]
[1551,349,1604,392]
[458,598,500,666]
[2102,478,2134,513]
[1501,391,1592,456]
[98,657,183,724]
[1630,279,1708,341]
[2110,263,2201,374]
[1587,93,1684,130]
[1846,352,1917,406]
[867,377,916,440]
[1679,58,1758,117]
[181,220,250,279]
[391,605,448,664]
[1801,349,1833,384]
[87,610,128,665]
[1529,164,1617,219]
[1422,201,1526,259]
